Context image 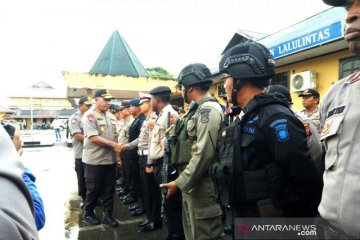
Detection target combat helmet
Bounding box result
[322,0,346,6]
[219,41,275,82]
[178,63,213,87]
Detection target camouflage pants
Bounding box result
[182,193,225,240]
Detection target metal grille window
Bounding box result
[339,56,360,79]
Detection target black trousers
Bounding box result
[127,151,142,202]
[75,158,86,201]
[84,163,116,212]
[140,155,161,222]
[120,152,130,192]
[154,158,184,237]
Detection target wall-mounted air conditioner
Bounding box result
[291,71,317,92]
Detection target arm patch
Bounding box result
[199,108,211,123]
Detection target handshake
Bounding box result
[114,143,125,153]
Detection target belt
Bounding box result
[137,149,149,156]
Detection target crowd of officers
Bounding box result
[66,1,360,240]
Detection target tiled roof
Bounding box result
[89,31,149,77]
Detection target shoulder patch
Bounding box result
[87,114,94,122]
[270,119,290,142]
[199,108,211,123]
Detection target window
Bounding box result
[339,56,360,79]
[271,72,289,88]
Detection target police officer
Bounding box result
[318,1,360,239]
[68,96,92,208]
[117,101,133,198]
[109,103,125,193]
[298,88,321,134]
[160,65,225,240]
[148,86,184,240]
[217,42,322,227]
[122,93,162,230]
[266,85,322,167]
[121,95,151,217]
[82,89,121,227]
[121,98,146,205]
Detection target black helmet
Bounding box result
[219,42,275,81]
[109,104,121,114]
[178,63,213,87]
[322,0,346,6]
[266,85,293,104]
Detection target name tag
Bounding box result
[321,103,349,140]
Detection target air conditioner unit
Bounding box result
[291,71,317,92]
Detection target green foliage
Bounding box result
[146,67,174,79]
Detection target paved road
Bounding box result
[21,133,167,240]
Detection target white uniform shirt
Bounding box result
[148,104,178,163]
[318,72,360,238]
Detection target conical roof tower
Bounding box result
[90,31,149,77]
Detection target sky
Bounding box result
[0,0,332,96]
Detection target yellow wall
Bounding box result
[63,71,179,93]
[276,49,354,111]
[10,97,72,110]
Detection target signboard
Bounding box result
[269,21,343,59]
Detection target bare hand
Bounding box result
[145,166,153,173]
[12,126,23,156]
[160,181,178,199]
[116,158,123,168]
[114,143,124,153]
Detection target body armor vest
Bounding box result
[170,97,218,168]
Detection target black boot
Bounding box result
[83,211,100,225]
[103,211,119,227]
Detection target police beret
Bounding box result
[322,0,346,6]
[78,96,92,105]
[298,89,320,98]
[149,86,171,96]
[94,89,113,99]
[129,98,141,107]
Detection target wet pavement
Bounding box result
[21,130,167,240]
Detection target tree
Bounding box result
[146,67,174,79]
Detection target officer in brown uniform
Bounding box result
[116,102,133,198]
[82,89,122,227]
[68,96,92,208]
[299,89,321,134]
[148,86,184,240]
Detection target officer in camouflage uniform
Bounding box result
[82,89,122,227]
[161,64,225,240]
[68,96,92,208]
